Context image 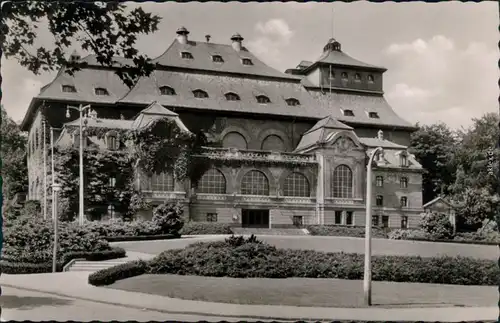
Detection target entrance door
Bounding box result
[242,209,269,228]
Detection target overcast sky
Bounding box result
[2,1,498,130]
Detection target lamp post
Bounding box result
[364,146,383,306]
[52,182,62,273]
[66,104,91,226]
[42,119,47,220]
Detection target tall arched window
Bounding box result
[332,165,353,198]
[150,172,175,192]
[106,132,119,150]
[283,173,310,197]
[261,134,286,151]
[241,170,269,195]
[222,131,247,149]
[198,168,226,194]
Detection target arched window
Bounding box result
[331,165,353,198]
[222,131,247,149]
[261,134,286,151]
[241,170,269,195]
[193,89,209,98]
[400,154,408,167]
[198,168,226,194]
[106,133,119,150]
[150,172,175,192]
[341,72,348,80]
[225,92,240,101]
[159,86,176,96]
[283,173,310,197]
[256,95,271,104]
[285,98,300,106]
[400,177,408,188]
[368,75,374,83]
[354,73,361,81]
[108,205,115,219]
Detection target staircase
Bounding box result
[65,260,129,272]
[231,228,309,236]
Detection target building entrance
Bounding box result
[242,209,270,228]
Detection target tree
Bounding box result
[1,105,28,202]
[1,2,161,87]
[409,122,459,203]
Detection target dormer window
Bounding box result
[62,85,77,93]
[400,154,408,167]
[225,92,240,101]
[95,87,109,96]
[159,86,176,96]
[354,73,361,81]
[368,75,375,83]
[193,89,209,98]
[341,72,348,80]
[212,55,224,63]
[285,98,300,106]
[368,112,379,119]
[343,109,354,117]
[181,51,193,59]
[242,58,253,66]
[106,132,119,150]
[256,95,271,104]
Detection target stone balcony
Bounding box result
[195,193,316,205]
[142,190,186,201]
[324,197,365,206]
[198,147,318,166]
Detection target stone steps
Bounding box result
[67,260,128,272]
[232,228,309,236]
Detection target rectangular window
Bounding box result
[293,216,303,227]
[382,215,389,228]
[206,213,218,222]
[401,216,408,229]
[400,196,408,207]
[108,177,116,188]
[372,215,379,227]
[400,177,408,188]
[376,195,383,207]
[334,211,343,224]
[376,176,383,187]
[345,211,353,225]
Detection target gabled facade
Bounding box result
[23,26,424,228]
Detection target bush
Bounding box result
[103,233,179,242]
[88,260,148,286]
[419,212,455,240]
[1,247,126,274]
[388,229,430,240]
[307,225,388,238]
[152,203,184,234]
[85,219,162,238]
[145,237,498,286]
[179,222,233,235]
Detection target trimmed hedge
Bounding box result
[307,225,388,238]
[388,229,500,245]
[179,222,233,235]
[88,260,148,286]
[1,247,126,274]
[103,233,180,242]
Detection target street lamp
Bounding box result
[364,146,383,306]
[66,104,91,226]
[52,182,62,273]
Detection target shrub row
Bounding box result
[307,225,388,238]
[388,229,500,245]
[179,222,233,235]
[1,247,126,274]
[88,260,148,286]
[103,233,180,242]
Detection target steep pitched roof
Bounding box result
[153,39,300,80]
[359,137,407,149]
[295,116,354,152]
[304,115,353,134]
[423,196,454,209]
[314,49,385,71]
[131,101,190,133]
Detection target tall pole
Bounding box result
[50,127,55,220]
[42,119,47,220]
[79,106,84,226]
[364,146,382,306]
[52,183,61,273]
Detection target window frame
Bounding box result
[150,172,175,192]
[343,109,355,117]
[401,215,409,229]
[181,51,194,59]
[193,89,209,99]
[283,172,310,197]
[62,85,77,93]
[240,170,269,196]
[212,55,224,63]
[376,195,384,207]
[285,98,300,106]
[382,215,389,228]
[368,112,380,119]
[206,213,218,222]
[334,211,343,225]
[159,86,176,96]
[241,58,253,66]
[331,165,353,198]
[375,176,383,187]
[256,95,271,104]
[345,211,353,225]
[197,168,227,194]
[400,196,408,207]
[400,177,408,188]
[94,87,109,96]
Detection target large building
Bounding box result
[22,27,423,229]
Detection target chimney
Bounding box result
[377,129,384,140]
[176,26,189,45]
[205,35,211,43]
[230,33,244,51]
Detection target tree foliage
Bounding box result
[1,2,161,87]
[1,105,28,202]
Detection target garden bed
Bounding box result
[89,235,498,287]
[179,222,233,235]
[307,225,388,238]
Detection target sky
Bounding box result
[2,1,498,130]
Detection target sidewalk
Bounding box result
[0,272,497,322]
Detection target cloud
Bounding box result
[247,19,294,68]
[383,35,498,129]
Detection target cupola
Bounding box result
[231,33,244,51]
[176,26,190,45]
[323,38,342,52]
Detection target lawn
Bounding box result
[109,274,497,308]
[112,235,498,260]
